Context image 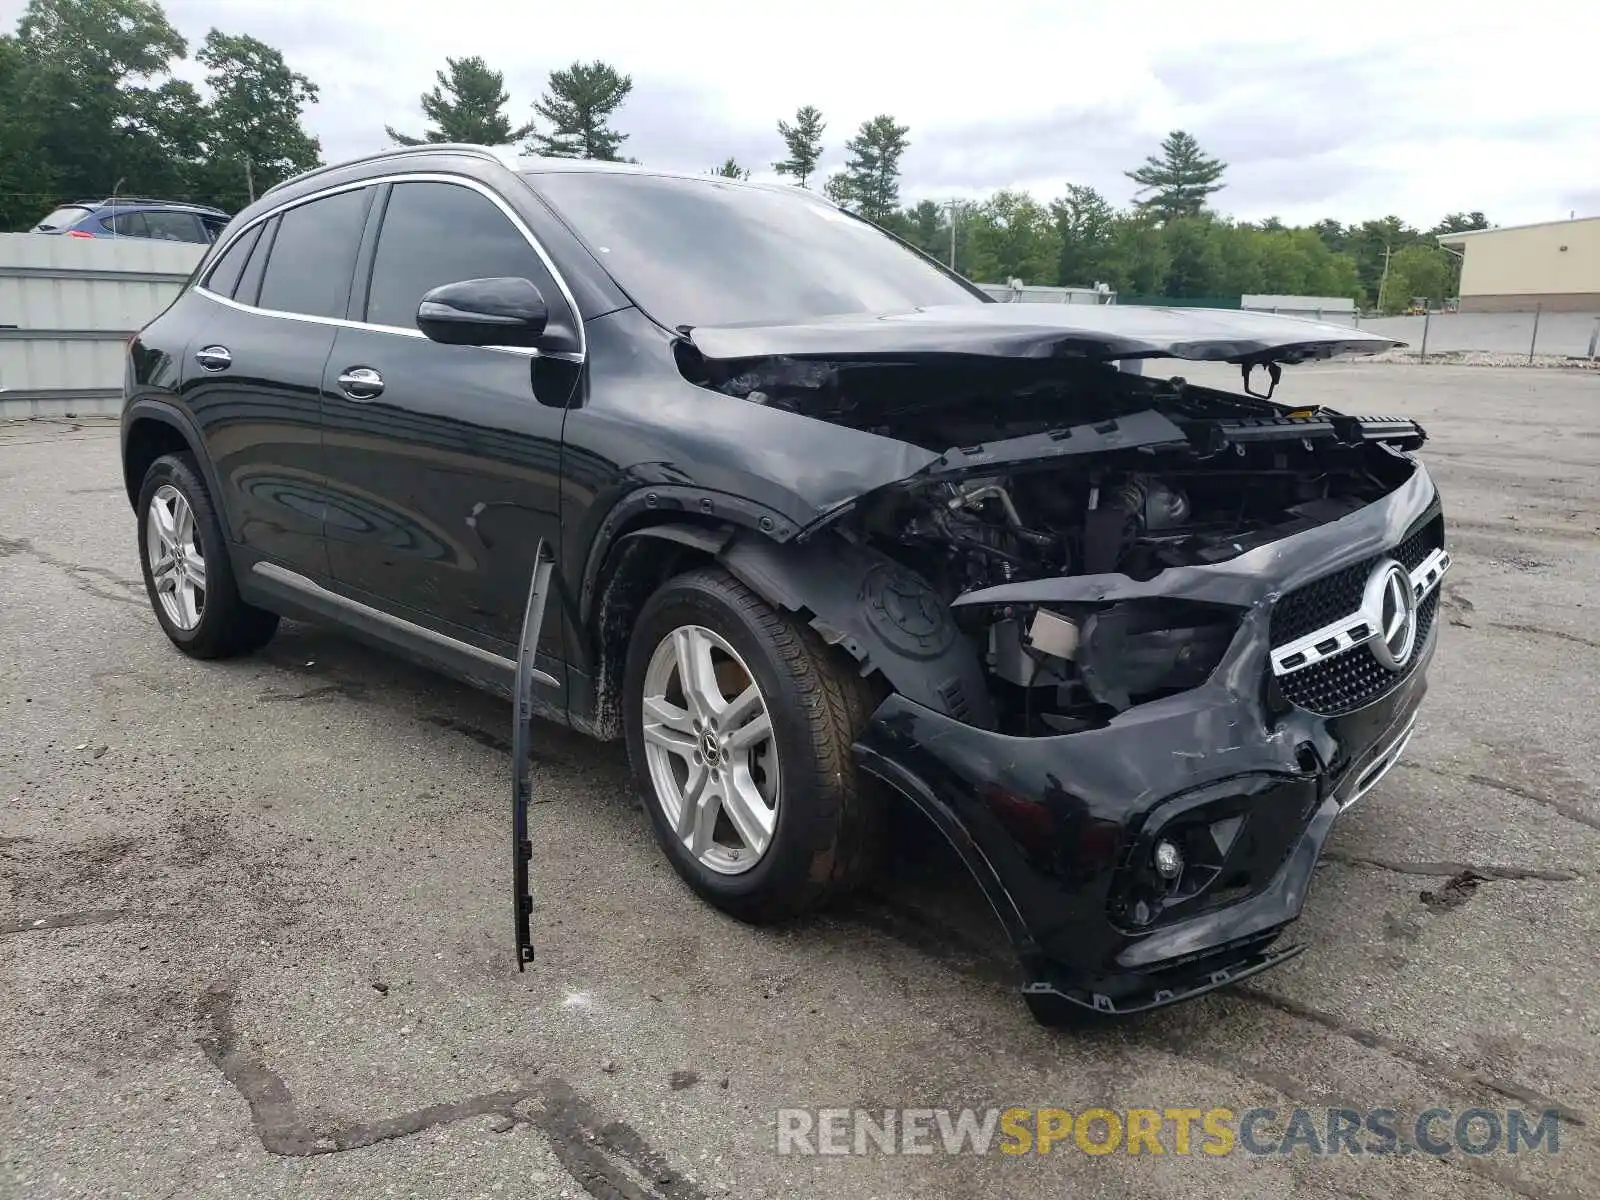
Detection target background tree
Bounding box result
[773,104,824,187]
[387,56,530,147]
[963,190,1059,284]
[710,157,750,180]
[192,30,320,210]
[1050,184,1117,286]
[11,0,188,210]
[1381,244,1452,312]
[1430,211,1489,236]
[525,60,631,160]
[830,114,909,225]
[1126,130,1226,222]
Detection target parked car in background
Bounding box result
[31,198,229,243]
[119,145,1446,1024]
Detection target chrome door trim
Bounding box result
[251,561,560,688]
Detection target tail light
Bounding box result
[66,230,96,239]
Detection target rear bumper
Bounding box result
[851,466,1442,1015]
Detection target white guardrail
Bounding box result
[0,233,204,418]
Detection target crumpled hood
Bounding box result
[686,303,1400,365]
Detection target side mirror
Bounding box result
[417,277,549,347]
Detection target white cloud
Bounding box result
[6,0,1597,226]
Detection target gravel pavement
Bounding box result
[2,363,1598,1199]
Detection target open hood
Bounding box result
[686,303,1400,366]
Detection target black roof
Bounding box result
[73,197,230,216]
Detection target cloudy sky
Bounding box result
[10,0,1598,227]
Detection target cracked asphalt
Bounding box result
[2,362,1598,1199]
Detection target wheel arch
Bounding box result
[121,401,223,517]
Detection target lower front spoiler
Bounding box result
[1023,940,1306,1019]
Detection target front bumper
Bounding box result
[851,463,1442,1016]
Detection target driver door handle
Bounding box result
[337,366,384,401]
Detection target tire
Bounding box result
[135,452,278,659]
[622,566,885,923]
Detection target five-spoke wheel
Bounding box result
[640,624,780,874]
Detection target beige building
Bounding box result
[1439,217,1600,312]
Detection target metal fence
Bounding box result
[0,233,203,418]
[1357,310,1600,361]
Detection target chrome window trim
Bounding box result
[193,170,585,361]
[1270,546,1451,677]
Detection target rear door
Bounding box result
[181,186,374,578]
[318,177,577,671]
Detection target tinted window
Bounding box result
[143,210,206,242]
[109,212,150,237]
[258,189,370,319]
[236,217,277,306]
[365,181,553,330]
[204,224,263,298]
[35,205,91,231]
[528,172,982,328]
[201,215,230,242]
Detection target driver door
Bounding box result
[318,178,578,671]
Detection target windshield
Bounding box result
[34,205,90,231]
[525,171,985,329]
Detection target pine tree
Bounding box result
[524,60,631,161]
[710,157,749,180]
[773,105,824,187]
[1125,130,1226,222]
[834,115,909,224]
[386,56,530,147]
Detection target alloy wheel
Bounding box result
[640,625,780,875]
[146,483,206,631]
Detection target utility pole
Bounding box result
[244,157,255,204]
[1375,243,1393,313]
[946,198,961,269]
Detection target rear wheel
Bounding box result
[623,566,884,922]
[136,453,278,658]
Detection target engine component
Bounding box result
[1026,608,1080,660]
[1107,474,1191,532]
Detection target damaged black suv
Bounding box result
[121,146,1447,1023]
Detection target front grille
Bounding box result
[1271,515,1443,646]
[1270,514,1443,716]
[1278,590,1438,715]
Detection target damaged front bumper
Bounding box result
[851,464,1444,1018]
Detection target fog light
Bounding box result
[1154,839,1183,880]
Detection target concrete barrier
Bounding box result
[0,233,204,418]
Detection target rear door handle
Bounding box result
[337,366,384,401]
[194,345,231,372]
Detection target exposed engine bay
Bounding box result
[684,351,1427,736]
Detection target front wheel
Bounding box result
[622,566,884,923]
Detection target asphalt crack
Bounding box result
[1232,988,1585,1128]
[196,982,706,1198]
[1490,622,1600,651]
[1320,851,1581,882]
[1465,773,1600,834]
[0,533,145,607]
[1,909,126,936]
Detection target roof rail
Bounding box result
[259,143,512,199]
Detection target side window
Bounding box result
[143,210,206,242]
[202,216,230,243]
[364,181,560,330]
[203,224,263,298]
[235,217,277,307]
[258,188,371,319]
[108,212,149,237]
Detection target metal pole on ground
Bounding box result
[1529,305,1542,364]
[1420,309,1430,363]
[1587,317,1599,361]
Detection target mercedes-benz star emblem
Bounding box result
[1365,559,1419,671]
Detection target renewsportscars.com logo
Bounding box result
[774,1106,1564,1158]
